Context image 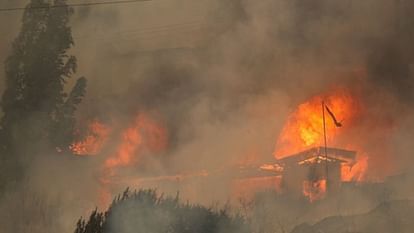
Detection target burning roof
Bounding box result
[276,147,356,167]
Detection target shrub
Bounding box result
[75,189,250,233]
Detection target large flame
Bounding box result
[104,113,167,170]
[274,88,369,192]
[275,89,357,158]
[99,113,168,206]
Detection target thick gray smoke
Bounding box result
[1,0,414,232]
[67,0,414,177]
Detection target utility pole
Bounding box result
[322,101,329,186]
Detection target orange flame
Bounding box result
[274,88,369,186]
[275,89,357,158]
[104,113,167,170]
[341,154,368,182]
[99,113,168,207]
[70,120,111,155]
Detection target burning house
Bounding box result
[234,146,358,202]
[275,146,356,201]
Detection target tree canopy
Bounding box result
[0,0,86,190]
[0,0,86,153]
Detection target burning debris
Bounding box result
[70,120,111,156]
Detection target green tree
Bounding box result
[0,0,86,154]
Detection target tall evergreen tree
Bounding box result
[0,0,86,154]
